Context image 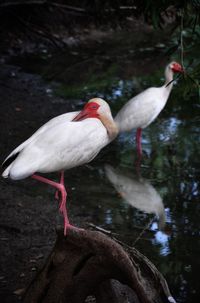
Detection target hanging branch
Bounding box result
[180,8,185,69]
[0,0,47,6]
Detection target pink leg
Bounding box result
[31,173,70,235]
[58,171,66,213]
[136,128,142,158]
[55,171,65,203]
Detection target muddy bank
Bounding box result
[0,63,84,303]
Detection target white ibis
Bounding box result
[2,98,118,235]
[114,62,184,157]
[105,165,166,230]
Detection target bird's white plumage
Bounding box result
[2,98,119,181]
[2,111,79,165]
[115,85,171,132]
[2,98,117,237]
[4,118,108,180]
[114,62,178,133]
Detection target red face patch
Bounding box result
[72,102,100,122]
[83,102,100,111]
[171,62,184,73]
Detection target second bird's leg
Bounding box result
[136,128,142,157]
[31,173,69,235]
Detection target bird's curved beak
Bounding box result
[72,107,99,122]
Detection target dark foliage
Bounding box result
[0,0,199,28]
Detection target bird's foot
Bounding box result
[31,173,70,236]
[64,221,71,236]
[57,184,70,236]
[63,223,83,236]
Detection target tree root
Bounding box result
[23,226,175,303]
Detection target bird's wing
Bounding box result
[8,118,108,180]
[2,111,79,169]
[115,87,165,131]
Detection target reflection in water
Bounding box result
[105,165,171,255]
[151,222,170,256]
[105,165,166,231]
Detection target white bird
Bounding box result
[114,62,184,157]
[8,62,183,163]
[105,165,166,230]
[2,98,118,235]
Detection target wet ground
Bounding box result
[0,27,200,303]
[0,63,74,303]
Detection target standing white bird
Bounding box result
[2,98,118,235]
[114,62,184,157]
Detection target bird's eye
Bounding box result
[91,105,97,109]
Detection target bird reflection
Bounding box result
[105,165,166,231]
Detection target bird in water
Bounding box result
[114,62,184,158]
[2,98,118,235]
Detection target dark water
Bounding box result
[6,34,200,303]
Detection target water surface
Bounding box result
[5,33,200,303]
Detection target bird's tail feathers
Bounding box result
[2,140,29,169]
[2,164,12,178]
[2,155,37,180]
[9,161,36,180]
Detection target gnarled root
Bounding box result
[23,226,174,303]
